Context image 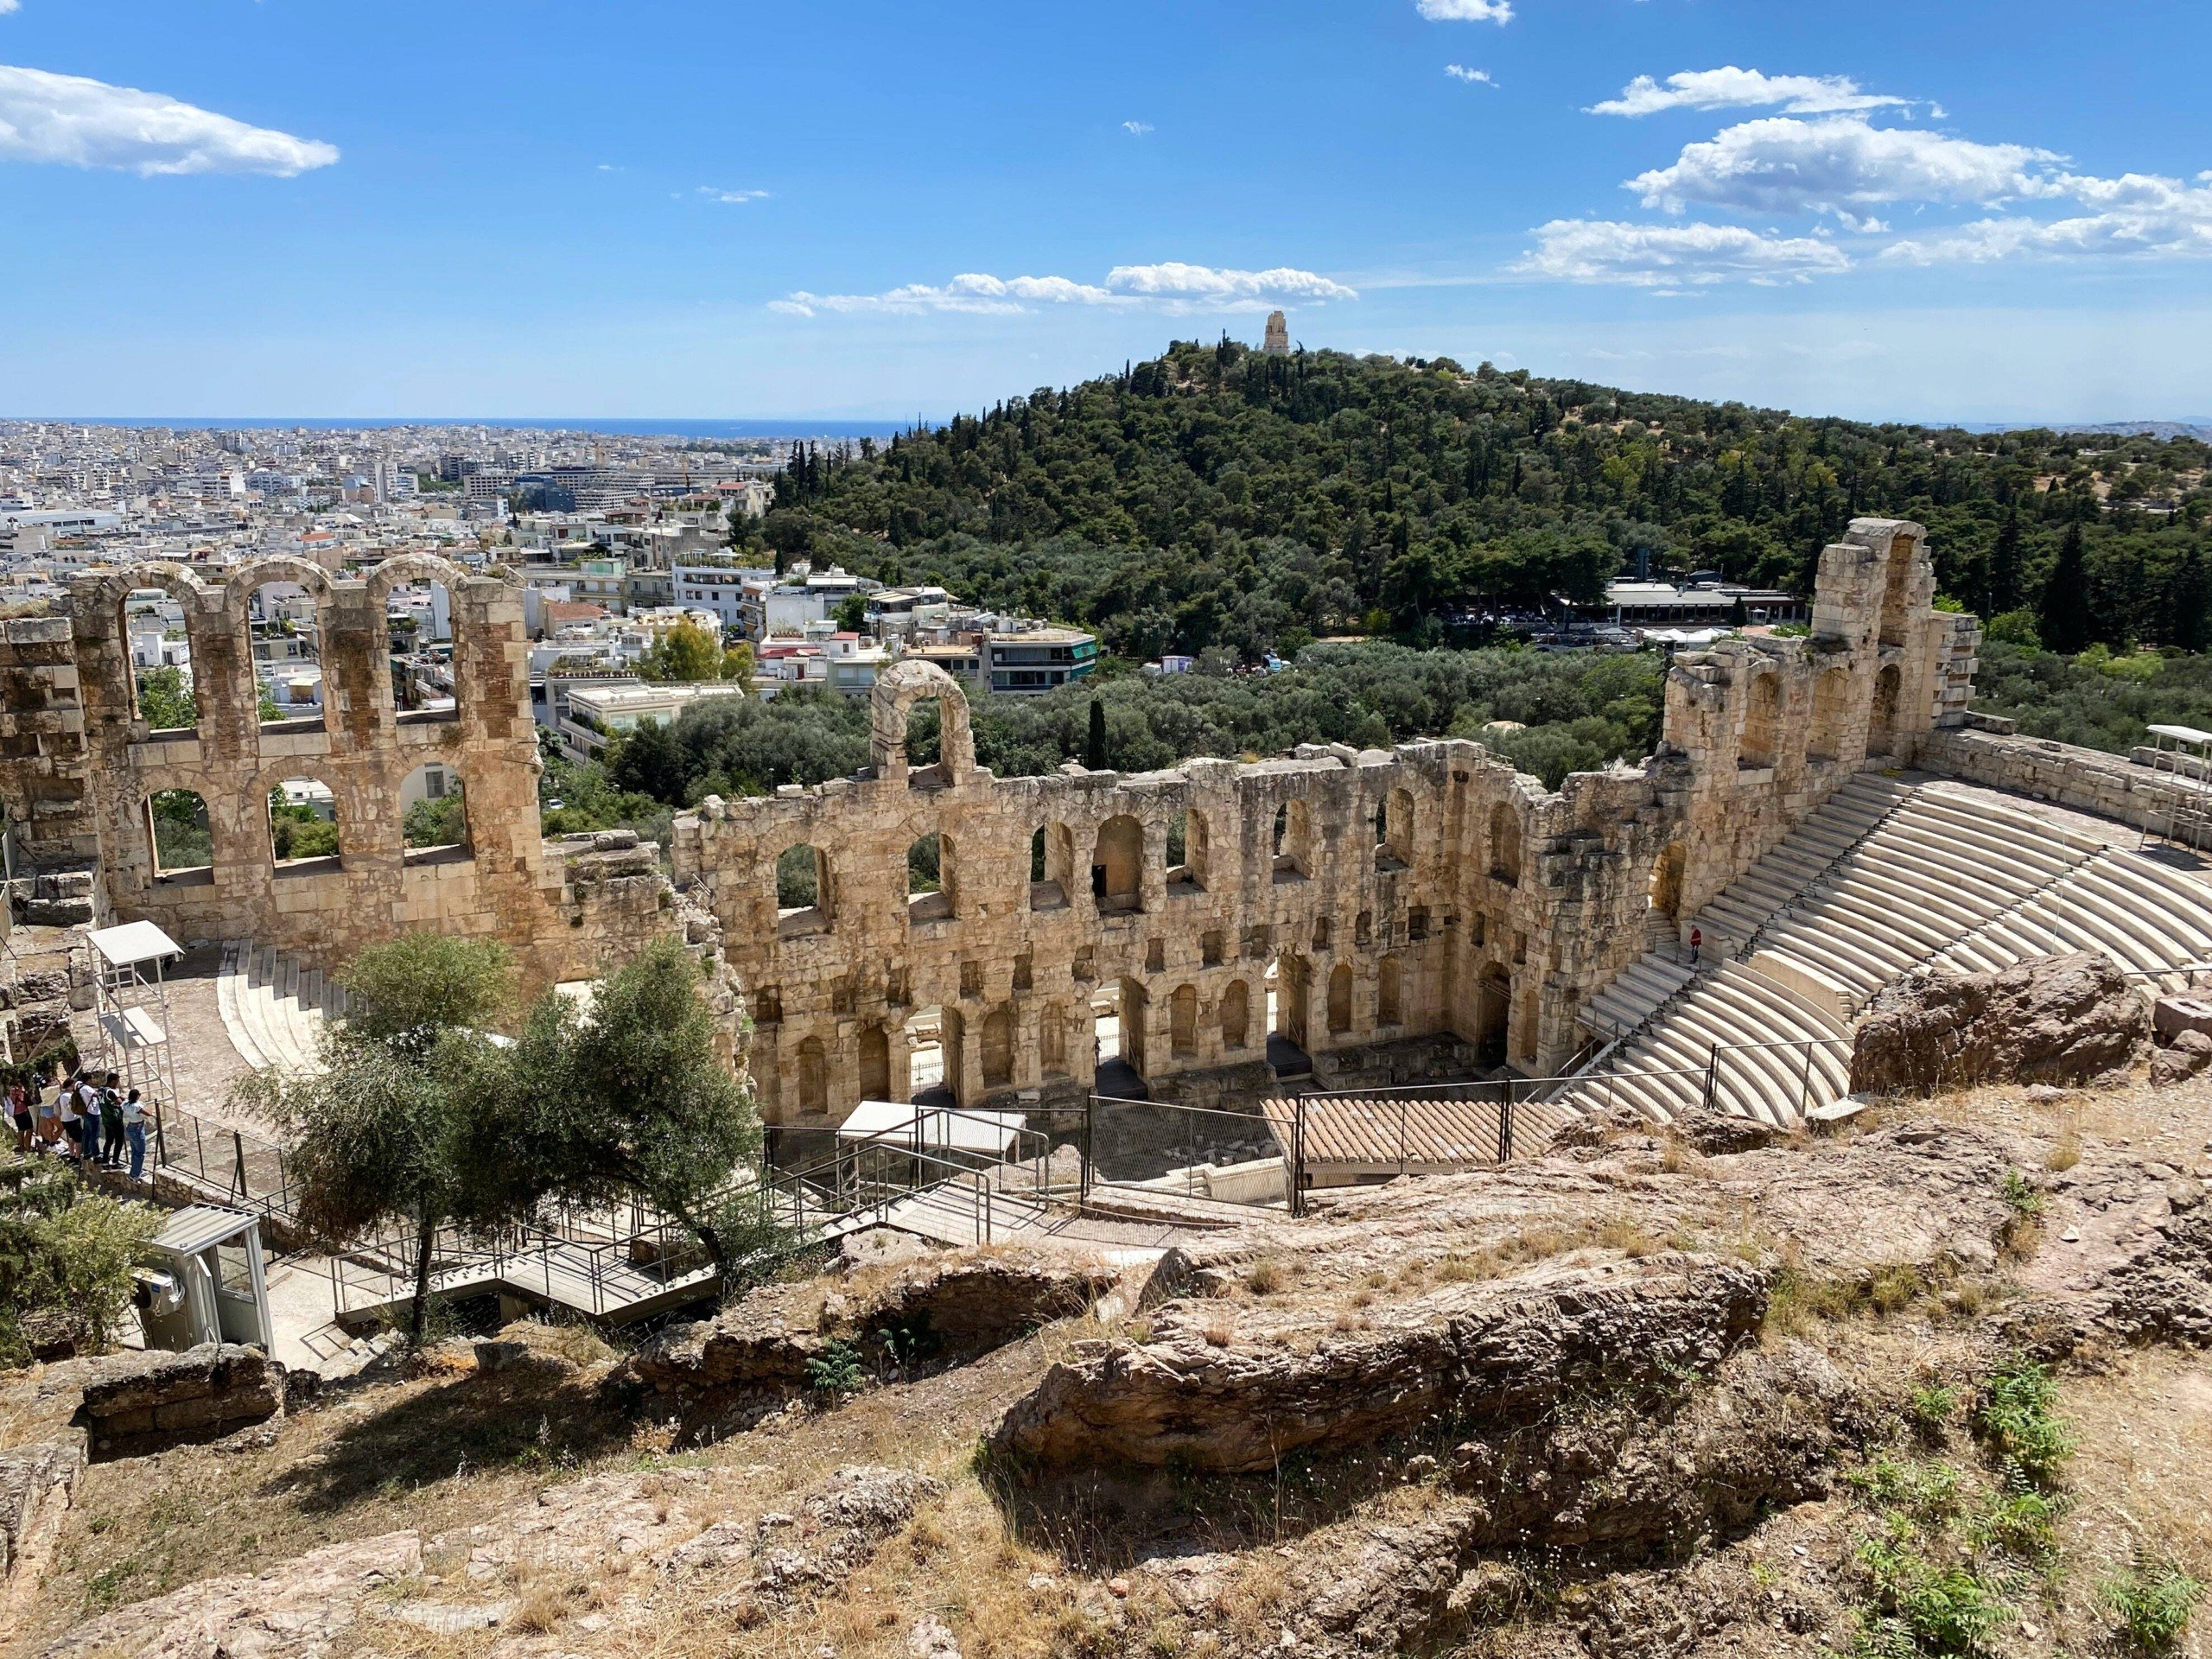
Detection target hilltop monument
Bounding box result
[1262,310,1289,356]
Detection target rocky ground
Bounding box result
[6,1067,2212,1659]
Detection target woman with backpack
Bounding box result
[99,1074,125,1167]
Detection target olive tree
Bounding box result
[234,934,514,1341]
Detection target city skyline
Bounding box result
[1,1,2207,423]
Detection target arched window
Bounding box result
[146,790,211,880]
[1377,955,1403,1027]
[401,762,468,860]
[1327,962,1354,1035]
[1376,788,1414,872]
[1878,536,1916,649]
[1094,815,1143,913]
[1649,841,1687,922]
[796,1035,829,1116]
[1476,964,1512,1068]
[908,831,951,922]
[1274,799,1313,880]
[1220,980,1250,1051]
[1808,667,1850,762]
[1488,804,1522,887]
[268,778,340,869]
[858,1026,892,1100]
[1169,985,1198,1058]
[385,575,459,721]
[981,1007,1014,1090]
[1033,821,1074,911]
[1869,664,1904,757]
[1040,1003,1071,1078]
[776,842,831,931]
[1168,809,1207,891]
[1740,671,1782,771]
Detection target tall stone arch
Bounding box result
[870,659,976,785]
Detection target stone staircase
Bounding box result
[217,941,348,1074]
[1564,773,2212,1128]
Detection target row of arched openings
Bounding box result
[120,567,464,739]
[143,763,468,880]
[1743,662,1906,771]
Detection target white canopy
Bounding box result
[88,920,183,970]
[836,1099,1027,1156]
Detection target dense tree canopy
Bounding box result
[744,341,2210,661]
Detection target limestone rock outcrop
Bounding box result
[2150,1028,2212,1087]
[992,1254,1767,1472]
[1850,951,2148,1096]
[632,1245,1116,1431]
[0,1442,81,1622]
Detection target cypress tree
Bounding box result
[1990,508,2021,613]
[2037,523,2091,655]
[1085,699,1109,771]
[2171,546,2210,653]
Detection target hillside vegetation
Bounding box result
[748,339,2211,661]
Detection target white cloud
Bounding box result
[1416,0,1513,22]
[1883,170,2212,264]
[1445,65,1495,86]
[1590,67,1910,118]
[700,186,768,204]
[1122,120,1154,136]
[0,3,19,15]
[1516,219,1852,287]
[774,263,1356,318]
[1629,116,2050,215]
[1104,262,1358,303]
[0,64,337,176]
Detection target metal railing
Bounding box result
[149,1104,297,1219]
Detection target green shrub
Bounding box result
[2102,1558,2205,1652]
[805,1338,864,1397]
[1975,1357,2075,1489]
[1968,1490,2061,1565]
[1998,1169,2044,1217]
[1910,1383,1960,1437]
[1855,1529,2010,1656]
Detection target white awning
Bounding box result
[836,1099,1027,1155]
[88,920,183,970]
[2147,724,2212,747]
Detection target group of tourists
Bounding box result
[7,1068,156,1181]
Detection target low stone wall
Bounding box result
[75,1344,285,1462]
[1917,728,2212,851]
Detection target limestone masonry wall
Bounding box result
[1,518,1963,1122]
[674,518,1961,1126]
[1917,726,2212,851]
[3,558,682,1001]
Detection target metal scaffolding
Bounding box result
[86,919,184,1112]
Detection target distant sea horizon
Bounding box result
[6,416,924,440]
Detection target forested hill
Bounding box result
[748,339,2210,664]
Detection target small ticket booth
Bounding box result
[136,1205,273,1354]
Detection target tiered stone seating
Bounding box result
[218,941,346,1074]
[1563,774,2212,1129]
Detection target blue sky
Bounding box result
[2,0,2208,423]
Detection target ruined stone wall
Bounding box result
[0,618,97,871]
[38,557,673,997]
[671,517,1966,1125]
[1916,726,2212,851]
[673,660,1675,1127]
[1662,518,1954,922]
